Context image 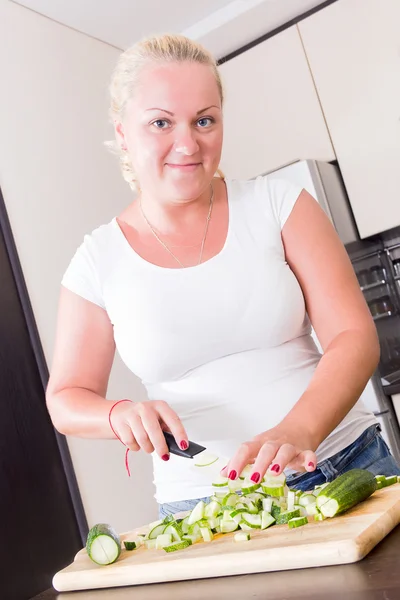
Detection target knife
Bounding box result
[163,431,221,467]
[163,431,206,459]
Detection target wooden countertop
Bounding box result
[31,523,400,600]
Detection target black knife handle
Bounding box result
[163,431,206,459]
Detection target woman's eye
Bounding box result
[152,119,170,129]
[197,117,214,128]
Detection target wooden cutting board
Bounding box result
[53,485,400,592]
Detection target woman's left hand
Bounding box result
[220,426,317,483]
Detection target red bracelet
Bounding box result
[108,399,133,477]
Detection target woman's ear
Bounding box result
[114,121,127,151]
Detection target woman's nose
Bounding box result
[174,128,199,156]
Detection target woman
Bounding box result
[46,34,400,520]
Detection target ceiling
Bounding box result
[12,0,327,59]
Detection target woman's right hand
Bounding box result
[110,400,188,461]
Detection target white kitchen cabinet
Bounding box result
[298,0,400,238]
[392,394,400,428]
[218,25,335,180]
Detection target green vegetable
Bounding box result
[163,540,191,552]
[288,516,308,528]
[316,469,377,518]
[86,523,121,565]
[276,509,301,524]
[234,531,251,542]
[123,541,138,551]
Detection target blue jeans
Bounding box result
[158,424,400,519]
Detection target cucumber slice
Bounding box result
[287,490,296,511]
[194,452,219,467]
[200,526,214,542]
[163,540,191,552]
[230,508,248,518]
[206,516,220,530]
[312,482,329,497]
[86,523,121,566]
[212,476,229,488]
[305,503,319,516]
[241,512,262,529]
[188,522,201,536]
[187,501,205,525]
[239,522,253,531]
[247,492,267,501]
[240,499,259,514]
[299,494,316,507]
[261,483,285,497]
[123,535,144,551]
[228,478,243,492]
[384,475,398,487]
[232,513,245,525]
[222,493,240,507]
[288,516,308,528]
[163,524,181,542]
[123,541,138,551]
[212,525,221,534]
[293,504,308,517]
[261,511,275,530]
[155,534,172,549]
[148,523,167,539]
[205,500,221,518]
[265,471,286,485]
[241,478,261,494]
[314,512,326,521]
[145,539,157,550]
[220,519,239,533]
[276,509,301,525]
[262,497,273,513]
[180,515,190,534]
[182,533,201,544]
[234,532,251,542]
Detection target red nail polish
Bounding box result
[180,440,188,450]
[251,472,260,483]
[271,464,280,473]
[162,454,170,461]
[228,470,237,480]
[308,461,315,468]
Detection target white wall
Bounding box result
[0,0,157,532]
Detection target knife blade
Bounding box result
[163,431,206,459]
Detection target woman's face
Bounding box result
[117,61,223,201]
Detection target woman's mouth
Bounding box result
[166,163,201,171]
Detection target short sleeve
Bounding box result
[61,236,106,310]
[263,176,304,229]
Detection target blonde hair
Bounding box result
[105,34,225,192]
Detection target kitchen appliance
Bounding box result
[264,160,400,463]
[345,231,400,462]
[53,485,400,592]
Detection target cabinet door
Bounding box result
[0,191,82,600]
[299,0,400,238]
[218,25,335,180]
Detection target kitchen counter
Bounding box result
[31,524,400,600]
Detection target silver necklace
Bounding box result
[139,185,214,268]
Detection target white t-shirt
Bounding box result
[62,176,376,503]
